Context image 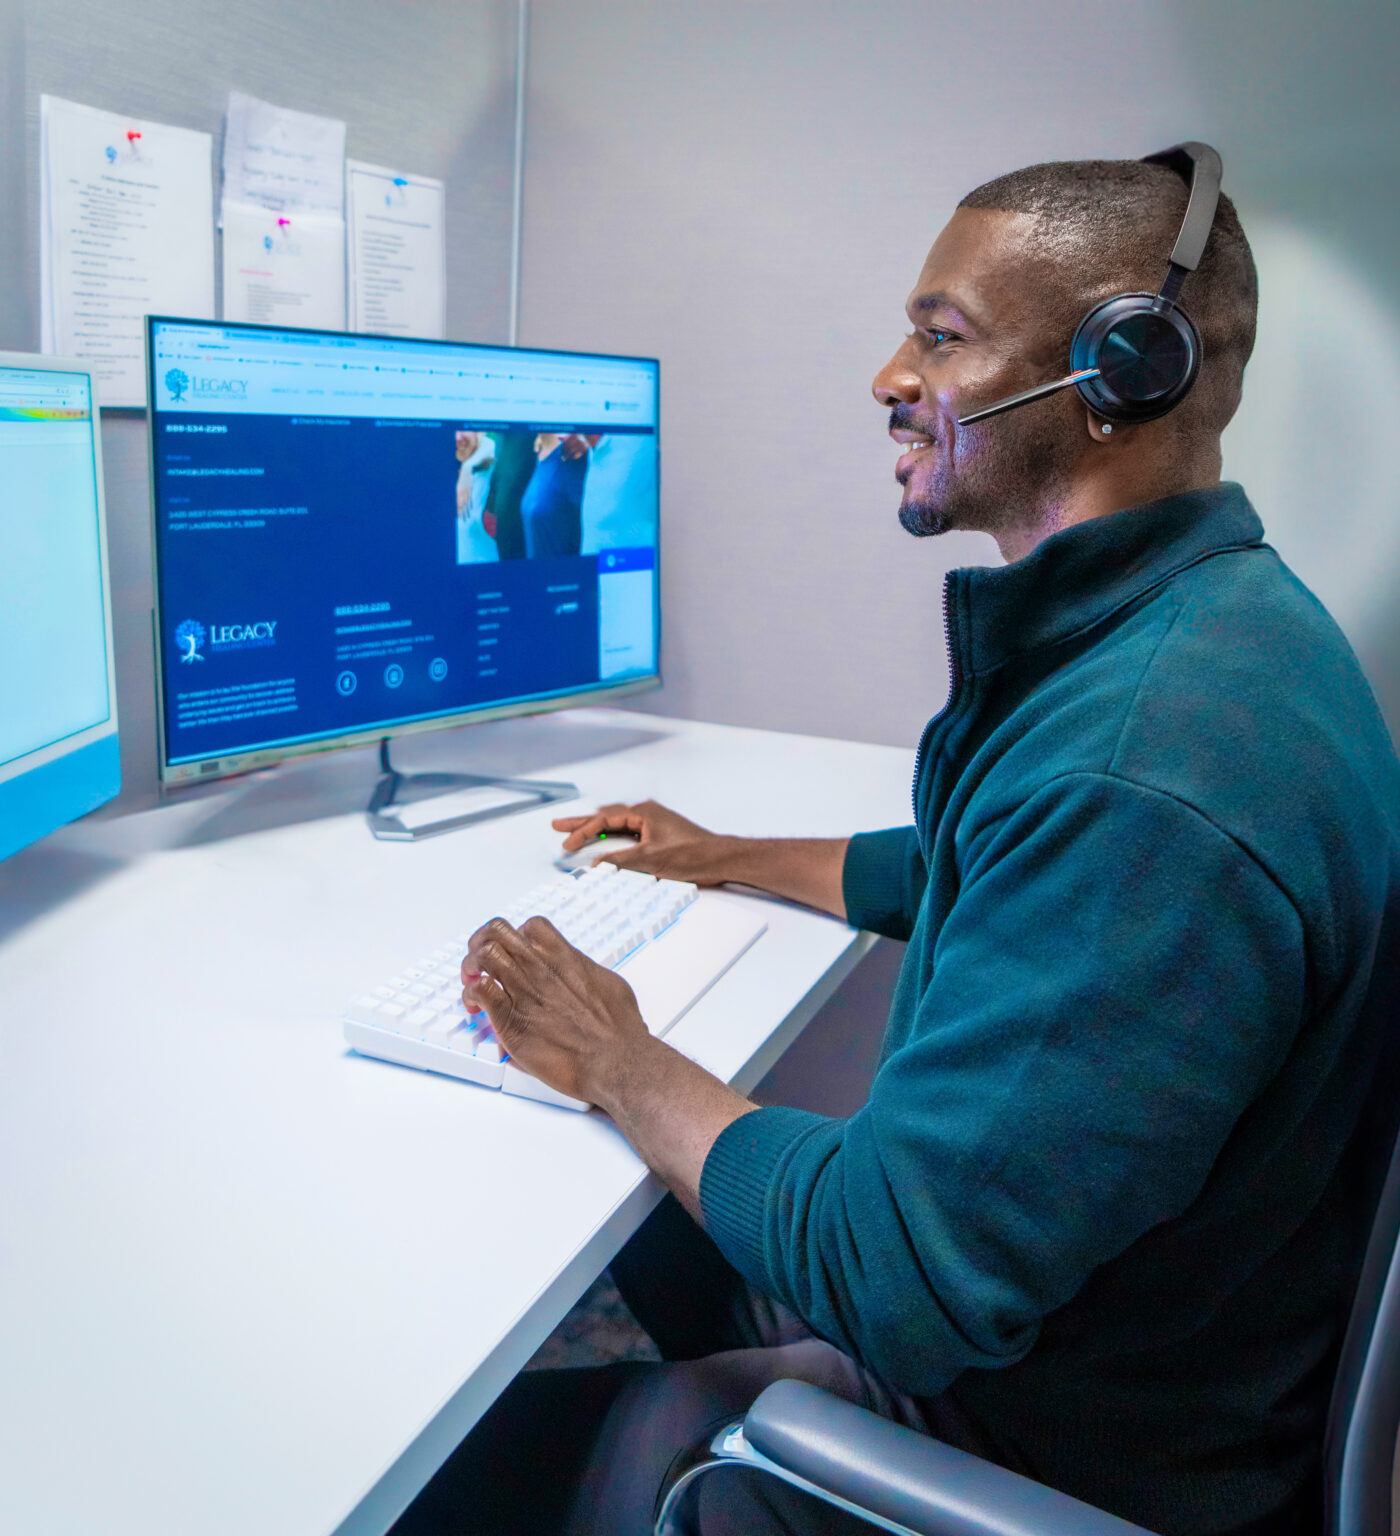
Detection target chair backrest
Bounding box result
[1325,1107,1400,1536]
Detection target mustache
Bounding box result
[887,405,940,439]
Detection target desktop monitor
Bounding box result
[0,354,120,863]
[145,317,660,788]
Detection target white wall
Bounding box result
[520,0,1400,752]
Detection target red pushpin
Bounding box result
[126,130,141,143]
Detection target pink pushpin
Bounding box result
[277,217,291,227]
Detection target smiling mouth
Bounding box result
[891,430,935,480]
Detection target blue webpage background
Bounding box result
[153,413,657,765]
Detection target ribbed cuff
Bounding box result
[842,827,919,934]
[699,1104,827,1291]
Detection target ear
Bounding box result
[1085,410,1120,444]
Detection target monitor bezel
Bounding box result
[145,315,661,790]
[0,348,120,788]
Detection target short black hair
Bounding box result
[959,158,1258,435]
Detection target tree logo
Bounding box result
[165,367,189,403]
[175,619,206,663]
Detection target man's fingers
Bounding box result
[463,917,530,979]
[519,913,578,962]
[557,805,642,852]
[553,803,632,832]
[552,803,629,831]
[520,915,595,976]
[519,912,561,942]
[461,968,509,1021]
[559,816,609,851]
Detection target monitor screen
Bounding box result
[0,358,120,860]
[147,318,660,785]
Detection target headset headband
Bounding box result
[1140,141,1223,302]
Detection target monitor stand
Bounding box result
[365,737,578,843]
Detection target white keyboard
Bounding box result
[343,864,768,1110]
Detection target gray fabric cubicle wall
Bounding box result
[519,0,1400,752]
[0,0,521,810]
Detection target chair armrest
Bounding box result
[742,1380,1158,1536]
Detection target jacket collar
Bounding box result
[954,482,1265,675]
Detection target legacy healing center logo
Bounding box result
[174,618,277,660]
[164,370,249,404]
[175,619,205,662]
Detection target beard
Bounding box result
[897,400,1079,545]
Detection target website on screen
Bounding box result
[149,323,659,774]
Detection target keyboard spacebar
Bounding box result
[616,896,767,1038]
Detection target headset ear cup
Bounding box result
[1071,294,1202,425]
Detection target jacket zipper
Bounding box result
[912,571,963,818]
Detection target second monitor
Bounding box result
[147,318,660,789]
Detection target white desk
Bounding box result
[0,710,912,1536]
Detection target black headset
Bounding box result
[956,142,1224,432]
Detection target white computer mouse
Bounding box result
[553,832,641,873]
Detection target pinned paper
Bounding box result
[219,92,347,329]
[222,91,346,217]
[40,95,214,407]
[346,159,446,338]
[220,200,345,328]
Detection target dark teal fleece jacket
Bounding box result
[699,485,1400,1535]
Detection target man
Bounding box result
[395,158,1400,1535]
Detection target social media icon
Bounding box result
[429,656,448,682]
[384,663,404,688]
[336,670,357,696]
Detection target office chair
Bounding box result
[655,1116,1400,1536]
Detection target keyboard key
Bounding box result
[421,1013,458,1043]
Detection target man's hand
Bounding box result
[461,916,648,1105]
[553,801,852,919]
[460,914,757,1216]
[552,800,733,885]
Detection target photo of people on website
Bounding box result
[454,425,656,565]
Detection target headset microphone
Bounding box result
[956,142,1223,430]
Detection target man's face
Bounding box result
[872,207,1081,543]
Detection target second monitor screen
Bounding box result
[148,321,659,779]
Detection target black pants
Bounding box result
[390,1195,968,1535]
